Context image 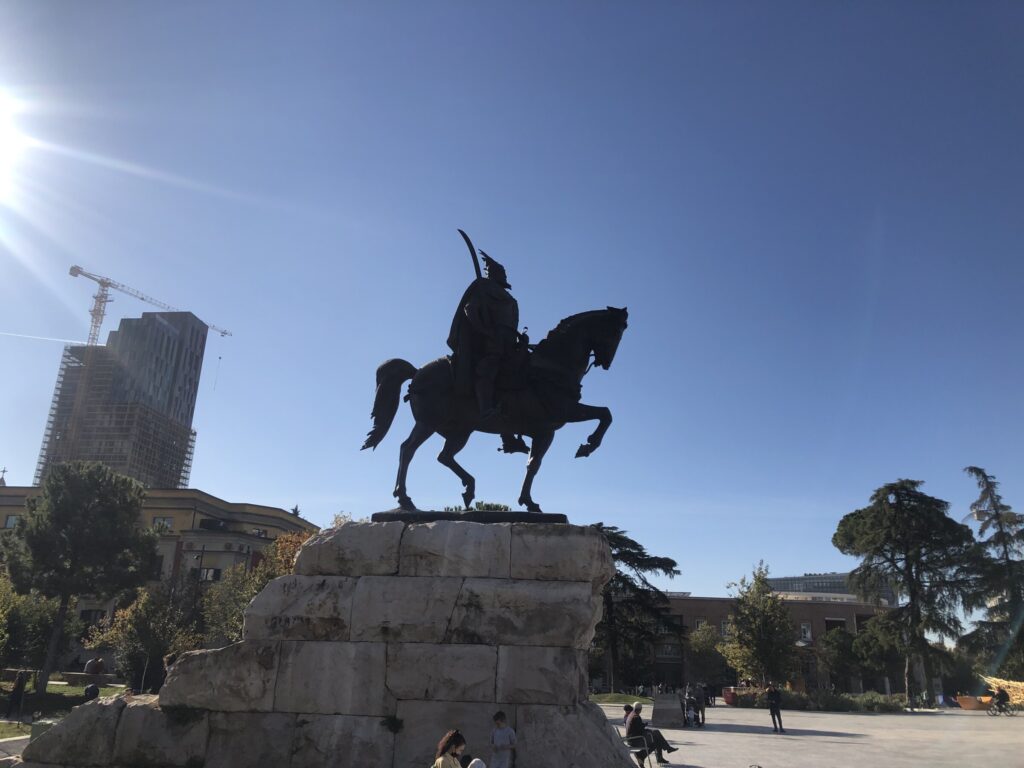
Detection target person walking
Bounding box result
[694,682,706,727]
[765,683,785,733]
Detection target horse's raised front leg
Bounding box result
[437,430,476,509]
[566,402,612,458]
[393,421,434,511]
[518,430,554,513]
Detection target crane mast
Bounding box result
[69,265,232,345]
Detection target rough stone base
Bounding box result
[15,520,632,768]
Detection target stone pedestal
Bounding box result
[9,520,633,768]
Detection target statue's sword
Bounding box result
[457,229,483,280]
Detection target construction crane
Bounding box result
[69,265,232,346]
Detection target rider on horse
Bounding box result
[447,250,529,454]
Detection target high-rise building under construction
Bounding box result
[35,312,209,488]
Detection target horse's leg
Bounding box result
[393,421,434,510]
[565,402,612,458]
[437,431,476,510]
[518,429,554,513]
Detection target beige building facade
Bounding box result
[0,485,319,624]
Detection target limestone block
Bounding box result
[400,522,511,578]
[160,641,279,711]
[496,646,586,704]
[510,524,614,585]
[386,643,497,702]
[349,576,463,642]
[112,696,209,767]
[445,578,601,648]
[207,712,296,767]
[292,714,395,768]
[21,695,125,765]
[393,701,516,768]
[294,521,405,576]
[243,575,356,641]
[275,641,395,716]
[516,702,634,768]
[650,693,686,728]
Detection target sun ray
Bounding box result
[28,137,284,209]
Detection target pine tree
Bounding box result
[2,463,157,692]
[591,524,679,692]
[833,479,980,704]
[961,467,1024,677]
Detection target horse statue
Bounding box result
[361,306,628,512]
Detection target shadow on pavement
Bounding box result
[694,722,864,738]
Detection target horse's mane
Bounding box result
[535,310,608,353]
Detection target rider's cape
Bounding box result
[446,277,519,395]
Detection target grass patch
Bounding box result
[0,721,29,739]
[0,681,123,721]
[591,693,655,705]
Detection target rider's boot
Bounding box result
[500,433,529,454]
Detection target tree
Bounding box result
[202,530,314,645]
[720,563,796,685]
[960,467,1024,678]
[442,501,512,512]
[833,479,980,704]
[202,564,262,646]
[0,571,81,670]
[686,623,733,688]
[591,524,679,692]
[816,628,859,692]
[1,463,157,692]
[87,577,202,692]
[852,613,905,690]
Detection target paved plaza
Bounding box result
[600,703,1020,768]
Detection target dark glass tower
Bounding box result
[35,312,209,488]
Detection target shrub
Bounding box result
[854,691,904,712]
[733,690,810,710]
[810,691,860,711]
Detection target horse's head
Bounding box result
[591,306,629,370]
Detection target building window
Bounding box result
[720,620,729,636]
[251,528,268,538]
[199,568,222,582]
[695,617,707,629]
[824,618,847,633]
[655,643,682,659]
[800,622,813,641]
[4,515,20,529]
[152,516,174,531]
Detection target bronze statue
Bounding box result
[362,231,628,513]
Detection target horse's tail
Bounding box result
[360,358,417,451]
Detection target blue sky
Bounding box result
[1,2,1021,596]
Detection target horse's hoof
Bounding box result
[575,444,594,458]
[519,498,542,513]
[397,496,417,511]
[462,489,475,510]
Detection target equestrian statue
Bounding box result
[361,230,628,512]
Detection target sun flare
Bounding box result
[0,92,27,203]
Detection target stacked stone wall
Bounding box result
[9,520,633,768]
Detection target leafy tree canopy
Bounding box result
[1,462,158,691]
[720,562,796,685]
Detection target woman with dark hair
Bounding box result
[434,729,467,768]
